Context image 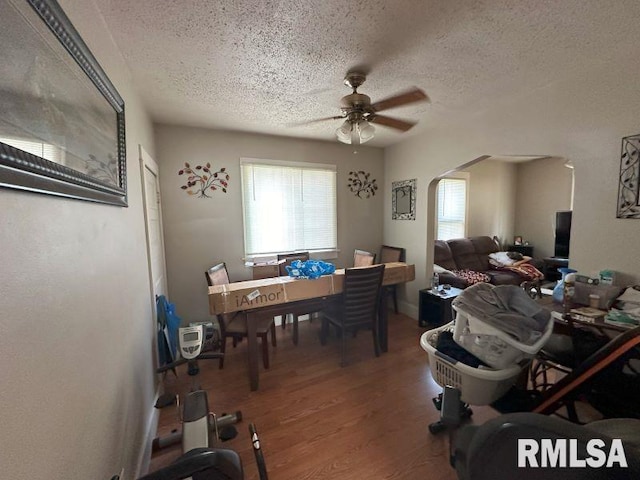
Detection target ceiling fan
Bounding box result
[303,71,429,145]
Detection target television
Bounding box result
[554,210,572,259]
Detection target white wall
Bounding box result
[0,1,157,479]
[385,54,640,315]
[154,125,385,324]
[514,157,574,258]
[464,159,517,243]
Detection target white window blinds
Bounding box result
[240,159,337,256]
[437,177,467,240]
[0,137,64,164]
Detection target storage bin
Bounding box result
[452,305,554,369]
[420,322,523,405]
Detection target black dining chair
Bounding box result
[320,264,386,367]
[205,263,277,369]
[379,245,405,313]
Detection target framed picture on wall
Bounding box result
[513,235,523,245]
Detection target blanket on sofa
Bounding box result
[491,262,544,281]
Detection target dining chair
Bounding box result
[277,252,310,335]
[379,245,406,314]
[205,263,277,369]
[320,264,386,367]
[353,249,376,267]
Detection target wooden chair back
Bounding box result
[277,252,310,276]
[353,249,376,267]
[379,245,405,264]
[205,262,230,287]
[341,264,385,329]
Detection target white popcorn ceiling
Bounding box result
[96,0,640,147]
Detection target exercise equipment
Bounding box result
[152,325,241,453]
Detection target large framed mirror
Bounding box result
[392,178,416,220]
[0,0,127,206]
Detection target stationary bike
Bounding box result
[140,325,268,480]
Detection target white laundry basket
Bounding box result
[451,305,554,369]
[420,322,524,405]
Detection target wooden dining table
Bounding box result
[208,263,414,391]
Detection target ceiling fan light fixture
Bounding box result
[336,120,352,144]
[358,120,375,143]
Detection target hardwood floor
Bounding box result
[149,313,498,479]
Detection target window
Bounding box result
[436,177,468,240]
[0,136,64,164]
[240,158,337,257]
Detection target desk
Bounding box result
[209,263,414,390]
[536,295,628,334]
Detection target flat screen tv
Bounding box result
[554,210,572,259]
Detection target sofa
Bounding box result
[434,236,539,289]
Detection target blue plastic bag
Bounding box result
[285,259,336,279]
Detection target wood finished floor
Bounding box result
[150,313,499,480]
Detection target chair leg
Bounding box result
[281,314,287,329]
[292,314,299,346]
[320,317,329,345]
[340,329,347,367]
[261,334,270,369]
[270,322,277,347]
[372,323,381,358]
[219,336,227,369]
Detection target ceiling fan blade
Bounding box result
[287,116,345,127]
[370,88,429,113]
[369,115,416,132]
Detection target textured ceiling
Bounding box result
[96,0,640,147]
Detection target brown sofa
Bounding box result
[434,236,530,289]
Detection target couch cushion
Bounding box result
[448,238,486,271]
[469,236,501,270]
[434,240,458,270]
[485,270,523,286]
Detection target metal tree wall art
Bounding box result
[617,133,640,218]
[178,162,229,198]
[348,170,378,198]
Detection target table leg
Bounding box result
[246,312,259,391]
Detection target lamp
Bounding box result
[336,117,375,145]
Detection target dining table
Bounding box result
[208,262,415,391]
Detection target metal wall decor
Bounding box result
[0,0,127,206]
[617,133,640,218]
[392,178,416,220]
[347,170,378,198]
[179,162,229,197]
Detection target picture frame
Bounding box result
[616,133,640,219]
[392,178,416,220]
[0,0,127,206]
[514,236,523,246]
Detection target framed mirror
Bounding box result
[392,178,416,220]
[0,0,127,206]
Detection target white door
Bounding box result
[140,145,168,357]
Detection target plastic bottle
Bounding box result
[562,272,576,316]
[432,272,440,292]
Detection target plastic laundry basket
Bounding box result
[420,322,524,405]
[451,305,554,369]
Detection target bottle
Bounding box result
[562,272,576,316]
[432,272,440,292]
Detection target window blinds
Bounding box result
[437,178,467,240]
[0,137,64,164]
[240,159,337,256]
